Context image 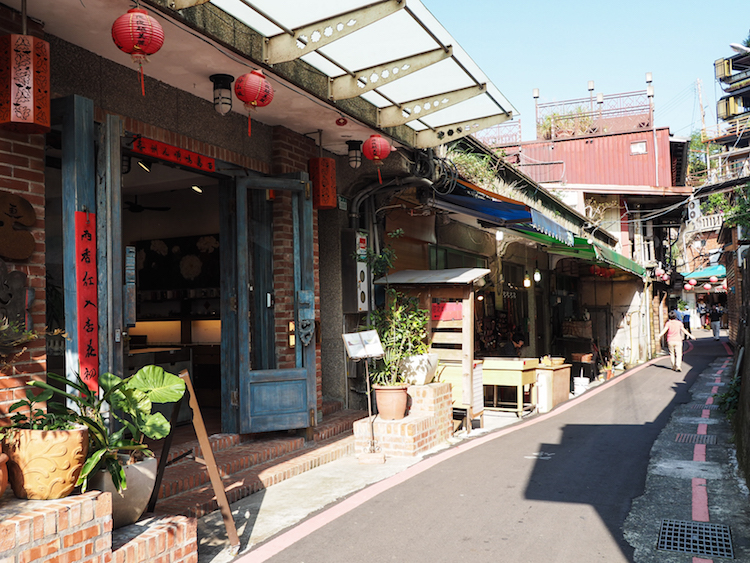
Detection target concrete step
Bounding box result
[151,408,366,518]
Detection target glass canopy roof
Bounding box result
[210,0,517,143]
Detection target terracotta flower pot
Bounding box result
[0,452,8,498]
[3,426,88,499]
[373,385,409,420]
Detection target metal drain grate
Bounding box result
[657,519,733,558]
[690,404,719,410]
[675,433,717,444]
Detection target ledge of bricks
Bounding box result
[353,382,453,457]
[0,488,197,563]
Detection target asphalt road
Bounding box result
[240,336,725,563]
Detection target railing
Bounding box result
[686,213,724,233]
[702,114,750,142]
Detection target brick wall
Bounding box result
[353,382,453,456]
[0,491,197,563]
[0,5,48,422]
[271,126,323,409]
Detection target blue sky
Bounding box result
[423,0,749,141]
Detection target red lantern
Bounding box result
[235,69,274,136]
[684,283,692,291]
[363,134,393,183]
[709,276,718,283]
[662,275,670,283]
[655,267,664,277]
[112,8,165,96]
[703,283,712,290]
[0,34,50,133]
[688,279,697,286]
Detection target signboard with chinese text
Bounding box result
[75,212,99,391]
[131,137,216,174]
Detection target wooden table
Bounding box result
[481,357,538,417]
[536,363,571,413]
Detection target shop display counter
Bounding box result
[536,363,571,413]
[482,357,538,416]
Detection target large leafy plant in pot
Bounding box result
[32,365,185,526]
[368,288,430,419]
[0,387,88,499]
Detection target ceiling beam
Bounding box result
[263,0,404,65]
[169,0,211,9]
[378,83,486,128]
[415,113,512,149]
[329,46,452,100]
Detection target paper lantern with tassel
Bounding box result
[684,283,692,291]
[363,134,393,183]
[0,34,50,133]
[112,8,164,96]
[235,69,274,136]
[703,283,712,290]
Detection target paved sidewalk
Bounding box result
[624,355,750,561]
[197,410,523,563]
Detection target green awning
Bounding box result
[509,229,645,277]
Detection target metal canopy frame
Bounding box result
[208,0,517,148]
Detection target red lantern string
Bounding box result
[111,8,164,97]
[235,70,274,137]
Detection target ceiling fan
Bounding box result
[124,196,171,213]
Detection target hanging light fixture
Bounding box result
[533,262,541,283]
[209,74,234,115]
[234,69,274,136]
[111,7,165,96]
[523,272,532,288]
[346,140,363,169]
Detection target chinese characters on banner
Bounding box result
[75,212,99,391]
[131,136,216,173]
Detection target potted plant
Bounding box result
[0,386,88,500]
[31,365,185,527]
[368,288,431,419]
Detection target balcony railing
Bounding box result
[686,213,724,233]
[702,114,750,143]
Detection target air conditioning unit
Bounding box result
[715,58,732,81]
[687,197,702,221]
[717,96,742,120]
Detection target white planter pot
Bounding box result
[401,353,439,385]
[91,457,158,529]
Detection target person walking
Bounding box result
[682,309,691,338]
[709,306,722,340]
[658,310,695,371]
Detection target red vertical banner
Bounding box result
[75,212,99,391]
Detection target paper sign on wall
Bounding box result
[75,212,99,391]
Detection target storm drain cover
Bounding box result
[657,519,733,558]
[690,403,719,410]
[675,433,717,444]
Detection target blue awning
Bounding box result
[435,193,532,225]
[682,265,726,279]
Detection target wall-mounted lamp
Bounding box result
[346,140,362,169]
[495,230,504,241]
[533,267,541,283]
[137,160,151,173]
[209,73,234,116]
[523,271,532,288]
[476,294,484,302]
[191,185,203,194]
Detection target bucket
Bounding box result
[573,376,589,396]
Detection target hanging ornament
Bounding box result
[703,283,712,290]
[335,116,348,126]
[655,267,665,277]
[709,276,718,283]
[363,134,393,183]
[112,8,165,97]
[662,275,670,283]
[589,265,596,275]
[683,283,692,291]
[235,69,274,136]
[688,278,697,286]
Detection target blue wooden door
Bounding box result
[229,174,317,434]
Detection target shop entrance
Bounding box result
[49,98,317,437]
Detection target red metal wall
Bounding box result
[509,128,674,187]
